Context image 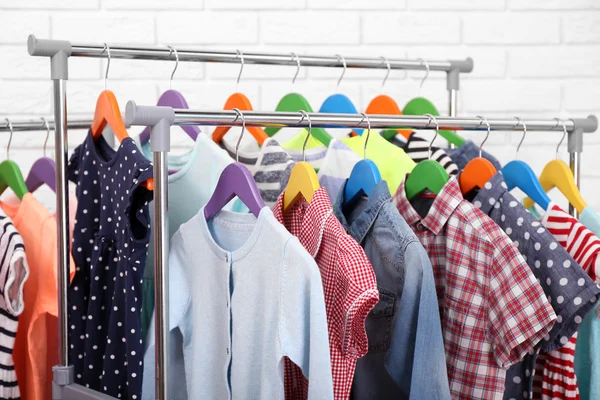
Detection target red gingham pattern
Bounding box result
[392,176,556,399]
[273,187,379,400]
[532,203,600,400]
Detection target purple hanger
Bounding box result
[139,90,200,144]
[204,163,265,219]
[26,157,56,193]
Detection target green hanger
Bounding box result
[405,159,449,200]
[403,97,465,147]
[0,120,28,200]
[404,114,450,200]
[0,160,28,200]
[264,93,332,146]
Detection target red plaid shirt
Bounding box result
[392,176,556,399]
[533,203,600,400]
[272,187,379,400]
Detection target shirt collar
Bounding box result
[392,174,463,235]
[471,172,509,214]
[333,180,391,243]
[272,186,332,257]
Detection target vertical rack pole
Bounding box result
[151,118,171,400]
[447,68,460,149]
[48,45,75,399]
[568,127,584,218]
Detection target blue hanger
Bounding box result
[343,113,381,210]
[501,118,551,211]
[318,55,363,135]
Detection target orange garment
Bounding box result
[1,193,75,400]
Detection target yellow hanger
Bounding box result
[523,119,587,213]
[283,111,320,213]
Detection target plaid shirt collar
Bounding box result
[393,175,463,235]
[472,171,509,214]
[333,180,391,244]
[272,186,332,257]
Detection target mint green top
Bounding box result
[135,133,236,339]
[575,207,600,400]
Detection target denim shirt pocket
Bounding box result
[365,289,396,353]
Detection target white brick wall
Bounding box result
[0,0,599,213]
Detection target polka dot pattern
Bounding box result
[67,132,153,399]
[470,172,600,400]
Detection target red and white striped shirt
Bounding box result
[533,203,600,400]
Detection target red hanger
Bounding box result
[212,93,268,145]
[459,117,496,196]
[91,90,154,190]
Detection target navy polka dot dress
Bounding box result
[67,131,153,399]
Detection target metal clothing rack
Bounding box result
[25,32,474,400]
[21,33,596,400]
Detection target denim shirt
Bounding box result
[333,180,451,400]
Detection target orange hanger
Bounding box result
[91,89,154,190]
[364,58,411,140]
[212,93,268,145]
[459,117,496,196]
[365,95,412,140]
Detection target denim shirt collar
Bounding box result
[333,180,391,244]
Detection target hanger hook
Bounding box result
[357,113,372,160]
[4,118,12,160]
[475,115,491,158]
[380,56,391,92]
[418,58,430,90]
[335,54,346,89]
[167,46,179,90]
[231,108,245,163]
[554,118,567,159]
[102,43,111,90]
[423,113,438,160]
[40,117,50,158]
[514,117,527,160]
[235,49,244,92]
[298,110,311,162]
[291,52,300,85]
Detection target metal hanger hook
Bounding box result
[380,56,391,92]
[514,117,527,160]
[235,49,244,92]
[102,43,111,90]
[476,115,491,158]
[298,110,311,162]
[358,113,372,160]
[335,54,347,89]
[418,58,430,90]
[554,118,568,159]
[232,108,246,163]
[40,117,50,158]
[167,46,179,90]
[4,118,12,160]
[291,52,300,85]
[424,113,438,160]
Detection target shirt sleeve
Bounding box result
[487,233,557,368]
[385,241,451,400]
[337,235,379,359]
[141,231,191,400]
[280,237,334,400]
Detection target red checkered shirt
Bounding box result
[533,203,600,400]
[392,176,556,399]
[272,187,379,400]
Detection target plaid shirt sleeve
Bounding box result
[335,234,379,359]
[482,213,557,367]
